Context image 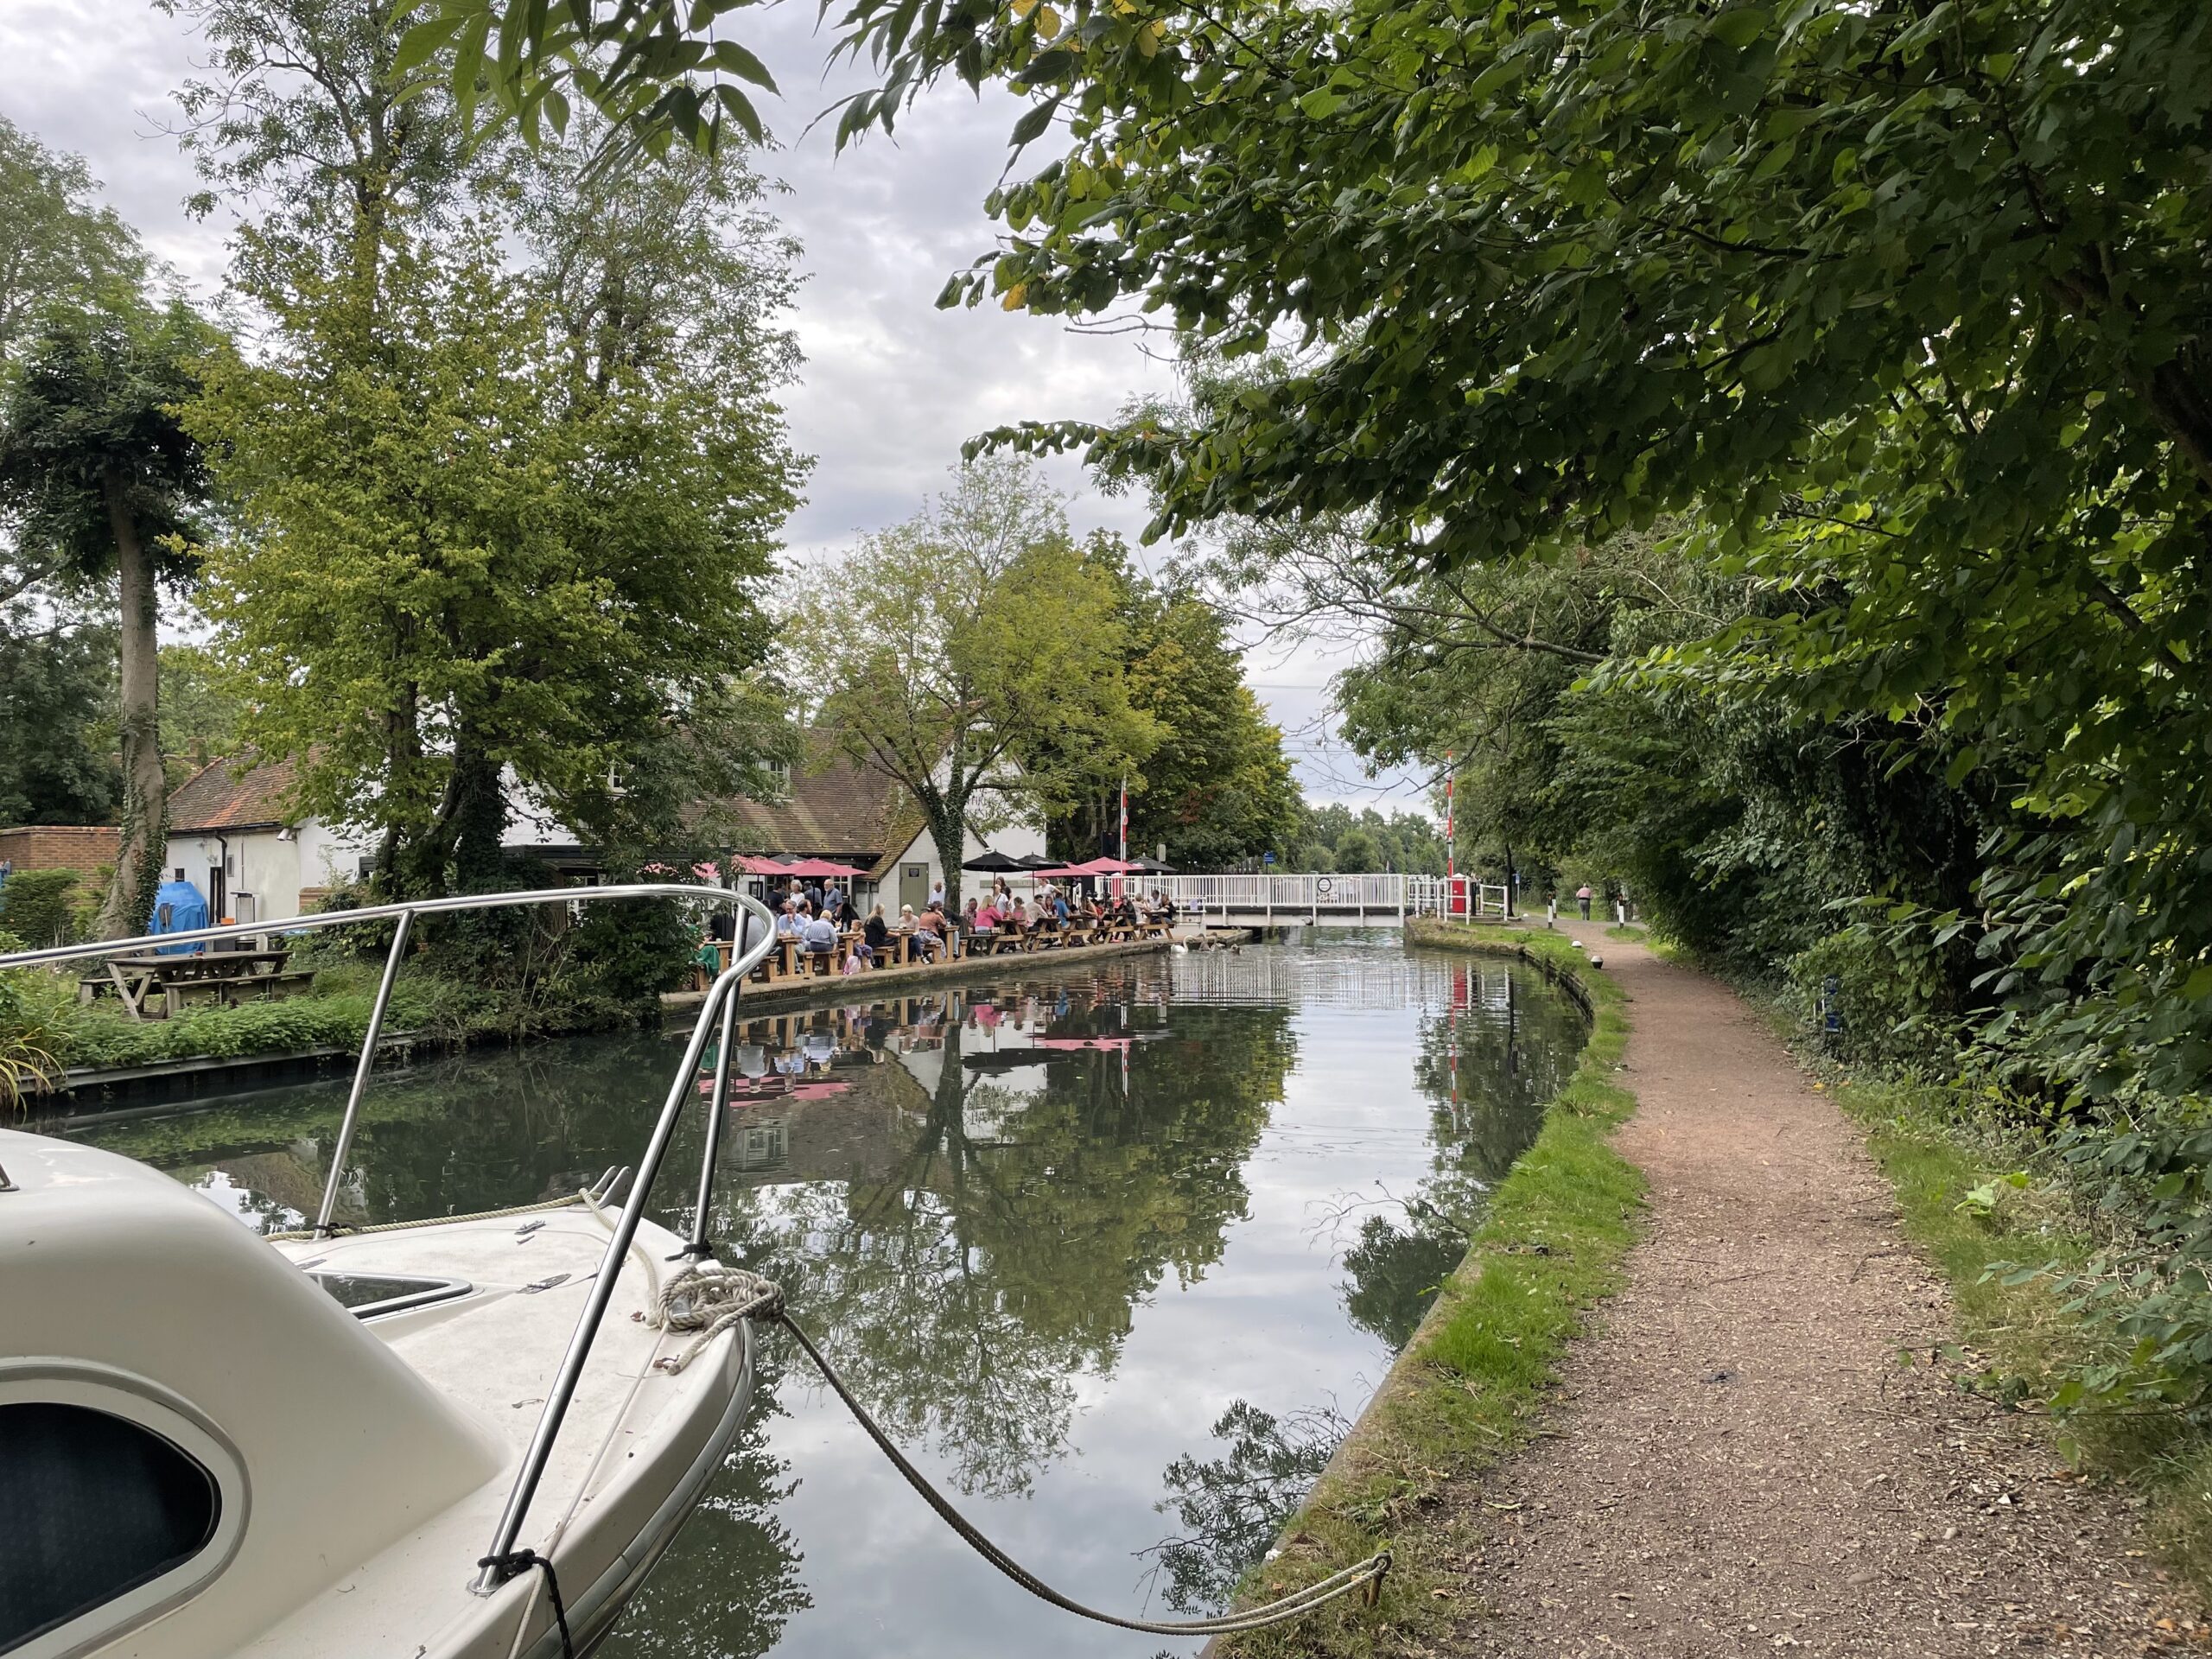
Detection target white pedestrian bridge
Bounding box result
[1154,873,1513,928]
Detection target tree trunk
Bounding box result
[926,798,967,914]
[98,468,168,940]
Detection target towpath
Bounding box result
[1445,934,2194,1659]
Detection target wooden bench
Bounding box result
[235,969,315,1001]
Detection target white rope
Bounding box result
[647,1264,780,1375]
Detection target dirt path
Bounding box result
[1443,935,2194,1659]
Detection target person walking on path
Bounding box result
[1446,931,2183,1658]
[1575,882,1593,919]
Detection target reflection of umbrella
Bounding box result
[963,849,1029,873]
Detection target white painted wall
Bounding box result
[162,818,377,925]
[882,817,1046,910]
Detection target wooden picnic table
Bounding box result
[83,949,304,1020]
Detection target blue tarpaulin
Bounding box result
[148,880,209,954]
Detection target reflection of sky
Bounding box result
[613,935,1575,1659]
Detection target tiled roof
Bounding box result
[168,755,301,833]
[710,747,924,882]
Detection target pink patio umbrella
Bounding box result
[722,854,795,877]
[780,856,870,880]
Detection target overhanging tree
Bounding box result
[802,0,2212,1098]
[810,461,1158,910]
[0,301,213,936]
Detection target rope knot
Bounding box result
[646,1264,783,1373]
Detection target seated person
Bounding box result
[801,912,839,963]
[864,903,891,958]
[976,899,1001,932]
[915,906,948,961]
[774,900,803,938]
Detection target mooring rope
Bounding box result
[651,1267,1392,1637]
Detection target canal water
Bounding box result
[64,931,1586,1658]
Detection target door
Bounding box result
[899,862,929,912]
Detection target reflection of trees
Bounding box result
[1340,1217,1465,1351]
[602,1296,810,1659]
[1339,961,1589,1350]
[78,1034,681,1230]
[712,996,1298,1498]
[1141,1401,1348,1613]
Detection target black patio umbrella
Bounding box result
[963,849,1030,873]
[1014,854,1062,871]
[1126,856,1178,874]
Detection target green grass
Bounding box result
[1223,921,1643,1656]
[36,958,508,1078]
[1835,1072,2212,1600]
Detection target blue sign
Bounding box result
[1262,851,1276,866]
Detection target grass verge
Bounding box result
[1220,921,1644,1657]
[1834,1072,2212,1601]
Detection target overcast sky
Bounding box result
[0,0,1432,816]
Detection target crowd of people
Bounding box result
[740,873,1179,978]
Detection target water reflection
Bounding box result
[66,936,1583,1659]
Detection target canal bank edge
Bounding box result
[1216,919,1645,1659]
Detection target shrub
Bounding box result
[0,930,71,1112]
[1786,925,1958,1071]
[0,869,85,949]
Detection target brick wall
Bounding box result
[0,825,121,874]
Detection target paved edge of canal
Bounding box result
[1207,918,1643,1659]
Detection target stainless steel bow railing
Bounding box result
[0,883,780,1593]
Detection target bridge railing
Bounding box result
[1155,873,1512,920]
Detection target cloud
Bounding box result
[0,0,1431,816]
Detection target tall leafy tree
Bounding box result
[0,302,213,933]
[0,620,122,827]
[185,223,799,893]
[1046,541,1299,868]
[810,460,1158,909]
[0,116,145,367]
[160,0,467,284]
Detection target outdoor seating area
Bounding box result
[690,850,1179,990]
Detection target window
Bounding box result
[0,1403,220,1655]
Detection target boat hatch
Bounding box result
[307,1270,474,1320]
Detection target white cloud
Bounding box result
[0,0,1431,816]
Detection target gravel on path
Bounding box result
[1442,936,2202,1659]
